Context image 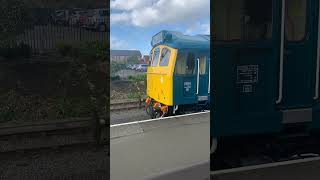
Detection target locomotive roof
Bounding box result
[151,30,210,50]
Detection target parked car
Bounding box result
[126,64,132,69]
[85,8,108,32]
[51,10,69,25]
[69,9,86,26]
[79,10,94,27]
[133,64,140,70]
[130,64,136,70]
[137,64,148,72]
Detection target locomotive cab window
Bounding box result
[213,0,273,41]
[151,48,160,67]
[160,48,171,66]
[286,0,306,41]
[149,50,153,66]
[175,52,195,75]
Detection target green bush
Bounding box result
[129,74,147,82]
[0,43,31,59]
[56,42,73,57]
[111,75,120,81]
[18,43,31,58]
[111,62,126,75]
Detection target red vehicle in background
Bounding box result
[79,10,93,27]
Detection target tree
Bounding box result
[0,0,33,47]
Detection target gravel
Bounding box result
[111,108,150,125]
[0,145,109,180]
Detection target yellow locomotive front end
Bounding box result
[147,45,178,107]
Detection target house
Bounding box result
[110,50,142,64]
[140,55,150,64]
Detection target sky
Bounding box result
[110,0,210,55]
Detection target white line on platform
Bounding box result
[110,111,210,128]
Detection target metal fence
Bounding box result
[15,25,108,53]
[1,6,108,56]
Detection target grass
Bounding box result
[128,74,147,82]
[111,73,147,101]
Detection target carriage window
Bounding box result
[175,52,195,75]
[160,48,171,66]
[286,0,306,41]
[151,48,160,67]
[213,0,273,41]
[199,56,206,75]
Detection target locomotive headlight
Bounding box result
[153,102,161,109]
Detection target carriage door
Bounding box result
[280,0,316,109]
[196,54,209,102]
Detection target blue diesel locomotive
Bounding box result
[145,31,210,118]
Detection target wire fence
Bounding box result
[15,25,108,53]
[1,7,108,56]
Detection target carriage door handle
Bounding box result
[314,2,320,100]
[277,0,286,104]
[208,60,210,94]
[196,58,200,95]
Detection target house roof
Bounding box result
[110,50,142,57]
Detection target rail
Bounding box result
[0,118,93,136]
[110,99,144,111]
[0,117,106,152]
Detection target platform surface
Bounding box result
[110,112,210,180]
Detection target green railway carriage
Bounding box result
[212,0,320,168]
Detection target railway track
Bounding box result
[0,99,144,153]
[110,99,144,112]
[0,117,107,153]
[0,101,142,152]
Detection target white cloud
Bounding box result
[110,36,128,49]
[185,22,210,35]
[200,23,210,34]
[110,12,131,25]
[111,0,152,11]
[110,0,210,27]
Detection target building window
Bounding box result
[159,48,171,66]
